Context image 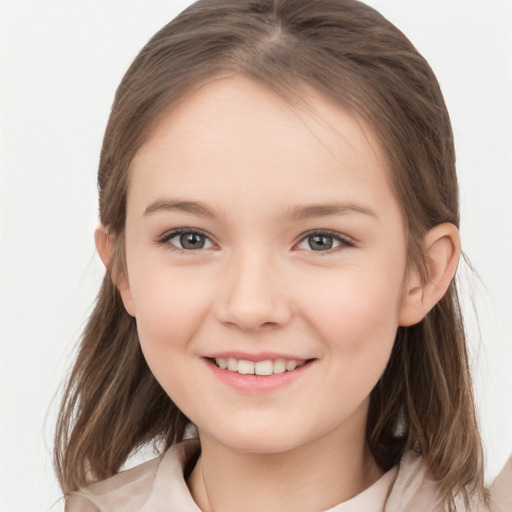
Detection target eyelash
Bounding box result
[157,228,355,253]
[296,230,355,252]
[157,228,215,253]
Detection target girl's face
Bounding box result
[120,76,410,455]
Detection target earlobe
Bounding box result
[94,225,136,317]
[398,223,461,327]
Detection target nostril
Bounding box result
[260,321,279,330]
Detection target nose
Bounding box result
[214,250,292,332]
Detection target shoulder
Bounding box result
[387,452,512,512]
[65,439,200,512]
[385,451,446,512]
[489,456,512,512]
[65,455,162,512]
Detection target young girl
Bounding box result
[54,0,511,510]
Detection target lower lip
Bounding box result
[205,358,314,393]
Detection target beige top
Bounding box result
[66,439,512,512]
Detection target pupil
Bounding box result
[309,234,333,251]
[180,233,205,250]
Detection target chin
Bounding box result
[204,423,311,456]
[225,437,298,455]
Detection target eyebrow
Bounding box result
[286,202,378,220]
[143,198,378,220]
[144,199,217,217]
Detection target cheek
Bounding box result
[129,265,212,359]
[129,267,215,414]
[299,264,403,384]
[302,263,402,333]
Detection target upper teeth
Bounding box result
[215,357,305,375]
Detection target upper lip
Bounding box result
[204,351,312,362]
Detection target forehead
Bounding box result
[128,75,397,219]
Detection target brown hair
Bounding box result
[54,1,485,509]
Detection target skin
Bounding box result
[96,75,460,512]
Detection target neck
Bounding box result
[187,407,383,512]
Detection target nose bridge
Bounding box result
[216,244,291,331]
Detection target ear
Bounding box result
[94,225,136,317]
[398,223,461,327]
[94,224,113,269]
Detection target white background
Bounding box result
[1,1,511,510]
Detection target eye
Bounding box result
[161,229,215,251]
[296,230,354,252]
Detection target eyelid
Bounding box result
[294,229,355,251]
[157,227,217,251]
[156,227,355,253]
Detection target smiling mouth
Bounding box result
[208,357,314,376]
